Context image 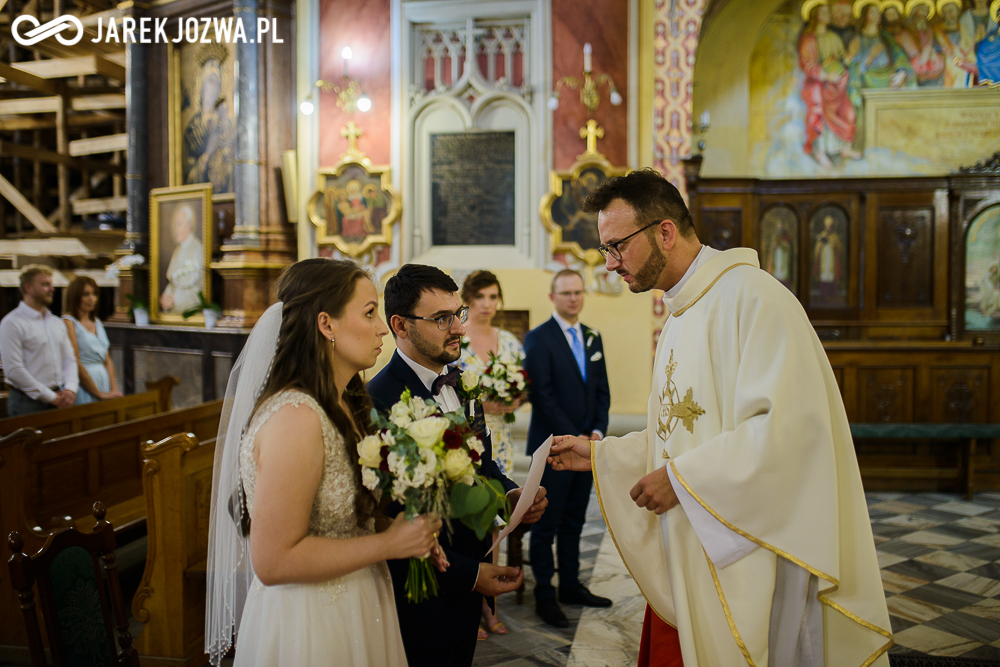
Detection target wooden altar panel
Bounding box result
[930,367,990,424]
[859,367,915,423]
[876,207,934,308]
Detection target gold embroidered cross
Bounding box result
[657,350,705,458]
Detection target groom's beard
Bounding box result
[629,243,667,293]
[410,328,462,366]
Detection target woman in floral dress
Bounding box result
[458,270,526,639]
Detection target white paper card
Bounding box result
[486,435,553,556]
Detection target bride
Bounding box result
[206,258,445,665]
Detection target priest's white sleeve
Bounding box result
[666,463,757,568]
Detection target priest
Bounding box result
[548,169,891,666]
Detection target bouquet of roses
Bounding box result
[359,388,509,603]
[479,351,529,423]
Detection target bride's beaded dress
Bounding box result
[234,389,408,665]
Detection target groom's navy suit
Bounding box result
[524,316,610,601]
[367,351,517,667]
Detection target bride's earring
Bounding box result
[330,335,335,351]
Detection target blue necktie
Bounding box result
[568,327,587,382]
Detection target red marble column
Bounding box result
[552,0,629,169]
[318,0,392,166]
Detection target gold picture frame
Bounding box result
[149,183,213,325]
[306,155,402,258]
[168,40,237,200]
[539,153,629,267]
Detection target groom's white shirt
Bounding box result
[397,348,462,413]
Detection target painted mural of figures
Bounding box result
[935,0,978,86]
[895,0,945,85]
[183,44,236,193]
[963,0,998,46]
[848,0,915,103]
[976,0,1000,85]
[813,214,845,300]
[882,0,906,35]
[337,180,371,239]
[362,184,388,234]
[830,0,859,48]
[799,0,860,168]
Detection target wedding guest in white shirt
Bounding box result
[0,265,79,416]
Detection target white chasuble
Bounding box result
[592,248,891,667]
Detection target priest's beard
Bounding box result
[409,327,462,366]
[629,244,667,293]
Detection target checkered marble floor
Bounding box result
[872,491,1000,659]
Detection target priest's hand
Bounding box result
[630,468,679,515]
[548,435,593,472]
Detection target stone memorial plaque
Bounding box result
[431,132,516,246]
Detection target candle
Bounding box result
[700,110,710,131]
[583,43,592,73]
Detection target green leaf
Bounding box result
[450,482,489,517]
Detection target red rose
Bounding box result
[380,445,389,460]
[469,450,481,463]
[443,429,464,450]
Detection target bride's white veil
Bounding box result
[205,301,283,664]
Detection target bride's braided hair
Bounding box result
[251,258,378,527]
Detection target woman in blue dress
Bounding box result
[62,276,122,404]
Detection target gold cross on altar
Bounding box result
[579,119,604,155]
[340,121,367,161]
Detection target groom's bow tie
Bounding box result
[432,366,460,396]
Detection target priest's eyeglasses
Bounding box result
[402,306,469,330]
[598,220,661,261]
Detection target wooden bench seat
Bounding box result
[0,376,178,440]
[131,432,217,667]
[0,400,223,651]
[852,423,1000,500]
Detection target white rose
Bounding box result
[389,402,412,428]
[361,467,380,490]
[357,434,383,468]
[407,417,450,449]
[499,353,515,366]
[408,466,427,488]
[481,376,494,388]
[380,430,396,447]
[466,436,484,455]
[461,369,479,392]
[460,474,476,486]
[410,398,437,421]
[443,449,473,481]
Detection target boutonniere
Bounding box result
[457,368,482,419]
[590,351,602,362]
[586,330,599,348]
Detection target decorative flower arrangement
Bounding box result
[480,351,529,423]
[360,389,509,602]
[104,253,145,280]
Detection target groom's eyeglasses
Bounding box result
[598,220,661,261]
[402,306,469,331]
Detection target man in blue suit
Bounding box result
[367,263,548,667]
[525,268,612,627]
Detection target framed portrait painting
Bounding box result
[759,205,799,295]
[149,184,213,325]
[306,158,401,258]
[808,204,850,308]
[965,204,1000,333]
[169,40,237,198]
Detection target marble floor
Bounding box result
[473,490,1000,666]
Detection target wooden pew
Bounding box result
[0,400,223,651]
[0,376,178,440]
[131,432,217,667]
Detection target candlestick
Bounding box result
[583,43,592,73]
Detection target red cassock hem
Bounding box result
[637,604,684,667]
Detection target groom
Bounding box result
[367,263,548,667]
